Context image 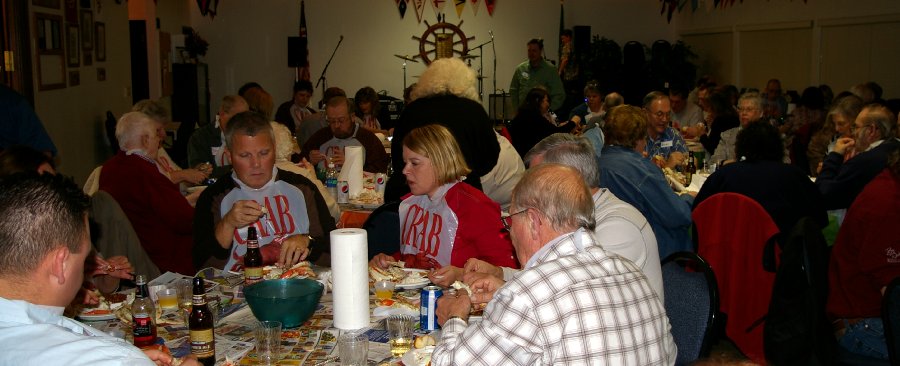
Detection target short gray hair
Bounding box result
[131,99,170,123]
[523,134,600,188]
[115,112,156,150]
[738,91,763,110]
[642,91,668,109]
[860,103,896,139]
[411,57,479,103]
[512,163,595,232]
[224,111,275,150]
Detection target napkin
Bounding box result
[339,146,365,199]
[330,228,370,330]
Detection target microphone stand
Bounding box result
[316,35,344,103]
[470,38,492,101]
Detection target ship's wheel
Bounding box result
[413,20,474,64]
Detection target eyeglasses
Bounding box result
[326,116,348,125]
[500,209,529,231]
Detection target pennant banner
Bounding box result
[396,0,408,18]
[455,0,465,18]
[485,0,496,16]
[413,0,426,23]
[432,0,447,18]
[470,0,479,15]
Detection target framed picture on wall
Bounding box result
[34,13,66,90]
[33,0,61,9]
[80,10,93,51]
[66,24,79,67]
[83,51,92,66]
[69,70,80,86]
[94,22,106,61]
[65,0,78,22]
[97,67,106,81]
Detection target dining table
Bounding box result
[81,269,430,366]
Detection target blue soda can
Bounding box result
[420,285,443,331]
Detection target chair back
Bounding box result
[362,200,401,260]
[884,277,900,365]
[661,251,720,365]
[693,192,780,363]
[90,191,161,279]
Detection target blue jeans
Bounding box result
[837,318,889,360]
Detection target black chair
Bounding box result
[362,200,401,260]
[105,110,119,153]
[661,251,720,365]
[883,277,900,365]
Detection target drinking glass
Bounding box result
[386,315,415,358]
[338,333,368,366]
[374,280,395,300]
[157,288,178,310]
[177,279,193,321]
[255,320,282,365]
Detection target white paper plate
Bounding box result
[401,346,435,366]
[77,310,118,321]
[395,269,430,289]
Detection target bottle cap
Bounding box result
[135,274,146,285]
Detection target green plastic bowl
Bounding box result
[243,278,324,328]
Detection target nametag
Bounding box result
[661,141,673,148]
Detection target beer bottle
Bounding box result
[243,226,263,285]
[189,276,215,366]
[686,153,697,185]
[132,274,157,348]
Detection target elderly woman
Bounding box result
[807,95,864,176]
[597,105,694,259]
[508,87,577,158]
[131,99,210,186]
[99,112,195,275]
[270,121,340,221]
[386,57,501,202]
[695,122,828,235]
[370,124,517,283]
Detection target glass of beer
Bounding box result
[386,315,415,358]
[158,288,178,310]
[374,280,395,300]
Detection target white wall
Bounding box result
[189,0,675,109]
[30,1,133,184]
[675,0,900,97]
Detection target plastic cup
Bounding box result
[255,320,282,365]
[386,315,415,358]
[374,280,395,300]
[338,333,368,366]
[158,288,178,309]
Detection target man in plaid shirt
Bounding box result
[432,164,676,365]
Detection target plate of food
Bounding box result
[261,261,317,280]
[401,336,436,366]
[77,291,133,321]
[370,263,431,289]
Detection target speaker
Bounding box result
[288,37,308,67]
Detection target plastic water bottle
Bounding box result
[325,162,338,199]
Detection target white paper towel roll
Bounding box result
[330,228,370,330]
[339,146,365,198]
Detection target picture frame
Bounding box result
[97,67,106,82]
[66,24,79,67]
[34,13,66,90]
[69,70,80,86]
[83,51,92,66]
[94,22,106,62]
[64,0,78,22]
[33,0,61,9]
[80,10,93,51]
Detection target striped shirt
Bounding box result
[432,229,677,365]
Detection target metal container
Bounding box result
[337,180,349,204]
[374,173,386,194]
[420,285,443,331]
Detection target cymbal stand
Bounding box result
[316,35,344,105]
[402,59,409,91]
[471,38,493,101]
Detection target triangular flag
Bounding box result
[455,0,465,18]
[432,0,447,18]
[485,0,496,16]
[413,0,426,23]
[470,0,479,15]
[396,0,407,18]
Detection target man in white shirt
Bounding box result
[0,173,198,366]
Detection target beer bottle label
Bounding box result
[133,313,154,340]
[193,294,206,306]
[190,329,215,358]
[244,267,262,283]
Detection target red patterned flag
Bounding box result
[413,0,426,23]
[297,0,310,81]
[396,0,408,18]
[485,0,496,16]
[470,0,480,15]
[432,0,447,17]
[455,0,465,18]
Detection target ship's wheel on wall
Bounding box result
[413,19,475,64]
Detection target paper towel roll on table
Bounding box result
[330,228,370,330]
[339,146,365,198]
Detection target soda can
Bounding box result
[420,285,443,331]
[374,173,387,194]
[337,180,349,204]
